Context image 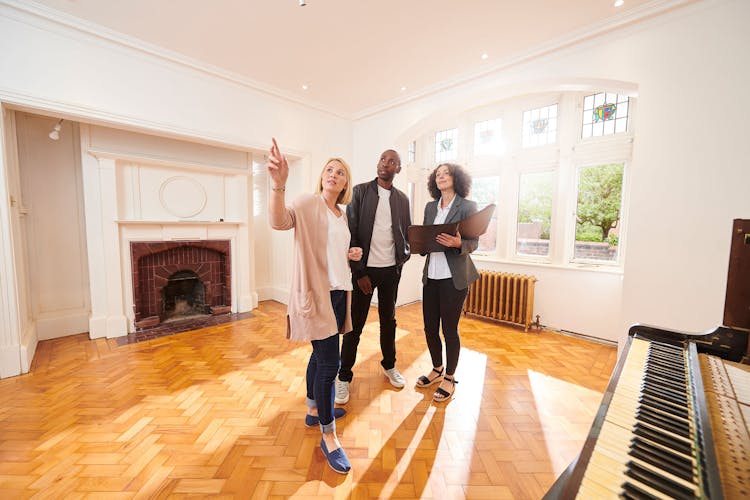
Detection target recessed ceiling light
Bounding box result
[400,86,406,91]
[302,84,308,90]
[614,0,624,6]
[481,53,489,60]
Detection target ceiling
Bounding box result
[29,0,678,118]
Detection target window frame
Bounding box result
[406,89,635,273]
[569,160,628,267]
[513,166,557,263]
[581,92,630,140]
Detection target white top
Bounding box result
[366,184,396,267]
[326,207,353,291]
[427,196,455,280]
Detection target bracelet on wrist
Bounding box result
[271,185,285,192]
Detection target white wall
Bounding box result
[0,2,352,377]
[15,113,90,340]
[352,0,750,344]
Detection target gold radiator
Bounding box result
[464,271,537,331]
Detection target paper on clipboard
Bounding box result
[408,203,496,254]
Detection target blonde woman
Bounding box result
[267,138,362,474]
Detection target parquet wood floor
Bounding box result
[0,301,617,499]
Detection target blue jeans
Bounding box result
[306,290,346,433]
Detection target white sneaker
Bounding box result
[335,377,350,404]
[383,367,405,389]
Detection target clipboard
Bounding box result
[408,203,495,254]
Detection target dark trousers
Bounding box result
[339,266,401,382]
[306,290,346,432]
[422,278,468,376]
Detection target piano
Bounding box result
[546,220,750,499]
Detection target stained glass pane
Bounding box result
[522,104,558,148]
[615,118,627,133]
[435,128,458,162]
[603,119,615,135]
[581,92,629,138]
[474,118,503,155]
[616,101,628,118]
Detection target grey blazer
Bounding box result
[421,195,480,290]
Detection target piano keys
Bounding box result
[544,325,749,499]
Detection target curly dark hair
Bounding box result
[427,163,472,200]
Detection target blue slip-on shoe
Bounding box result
[320,438,351,474]
[305,407,346,428]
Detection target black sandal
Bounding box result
[433,376,457,402]
[416,367,444,388]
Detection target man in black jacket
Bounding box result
[335,149,411,404]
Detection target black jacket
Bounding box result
[347,178,411,278]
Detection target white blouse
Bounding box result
[427,196,455,280]
[326,206,353,291]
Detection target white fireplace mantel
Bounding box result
[81,124,256,338]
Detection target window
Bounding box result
[408,140,416,164]
[574,163,624,262]
[471,176,500,252]
[415,90,633,270]
[581,92,629,138]
[516,171,554,257]
[435,128,458,162]
[473,118,503,156]
[522,104,557,148]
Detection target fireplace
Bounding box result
[131,240,231,328]
[162,270,206,322]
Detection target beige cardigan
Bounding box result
[269,193,353,342]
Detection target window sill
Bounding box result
[472,254,624,275]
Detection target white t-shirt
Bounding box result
[366,184,396,267]
[427,196,455,280]
[326,207,353,291]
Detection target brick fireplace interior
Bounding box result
[131,240,231,329]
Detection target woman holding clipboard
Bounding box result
[415,163,480,402]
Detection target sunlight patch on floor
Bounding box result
[527,369,604,475]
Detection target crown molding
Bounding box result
[352,0,696,121]
[2,0,697,123]
[0,87,269,151]
[0,0,351,119]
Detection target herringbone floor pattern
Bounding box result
[0,301,616,499]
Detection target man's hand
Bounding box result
[357,275,373,295]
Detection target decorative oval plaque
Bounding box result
[159,176,207,218]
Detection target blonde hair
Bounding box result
[315,157,353,205]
